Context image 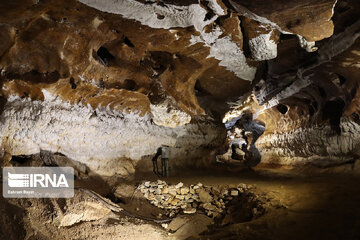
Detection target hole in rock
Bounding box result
[96,46,114,66]
[194,80,210,95]
[10,155,33,165]
[279,33,296,41]
[123,37,134,48]
[276,104,288,114]
[352,113,360,125]
[239,16,251,58]
[204,12,214,21]
[140,51,173,76]
[123,79,137,91]
[69,77,77,89]
[156,13,165,20]
[334,73,347,86]
[308,105,315,116]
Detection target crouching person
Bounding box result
[243,144,261,168]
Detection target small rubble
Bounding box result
[138,180,257,218]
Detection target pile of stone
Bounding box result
[139,180,252,218]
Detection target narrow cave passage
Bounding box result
[1,0,360,239]
[218,110,266,168]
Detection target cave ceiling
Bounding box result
[1,0,357,119]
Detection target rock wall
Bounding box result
[0,93,225,176]
[254,18,360,167]
[223,0,360,168]
[257,117,360,166]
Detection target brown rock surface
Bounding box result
[0,0,359,175]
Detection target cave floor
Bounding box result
[135,167,360,240]
[2,166,360,240]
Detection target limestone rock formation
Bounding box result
[0,0,359,176]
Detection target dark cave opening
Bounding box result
[323,98,345,134]
[96,46,115,66]
[276,104,288,114]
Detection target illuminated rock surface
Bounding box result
[0,0,360,238]
[1,0,358,174]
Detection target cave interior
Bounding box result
[0,0,360,239]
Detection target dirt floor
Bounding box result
[1,165,360,240]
